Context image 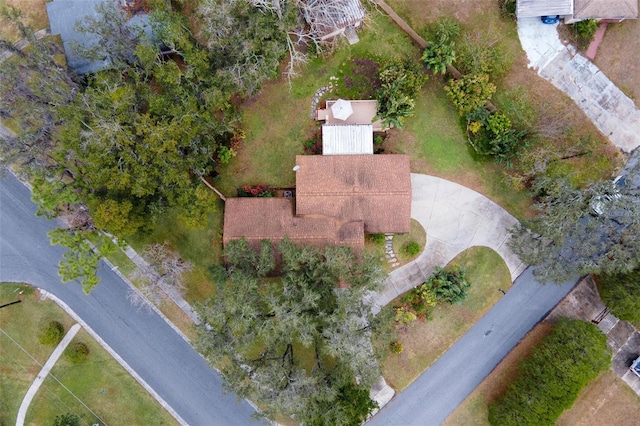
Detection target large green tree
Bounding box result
[51,4,238,237]
[196,239,392,425]
[509,173,640,283]
[54,65,227,235]
[0,7,79,173]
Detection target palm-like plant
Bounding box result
[427,266,470,305]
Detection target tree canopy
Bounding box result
[196,0,295,95]
[0,7,79,173]
[597,269,640,323]
[509,174,640,283]
[2,3,273,288]
[488,319,610,426]
[196,239,392,425]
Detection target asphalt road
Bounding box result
[368,267,577,425]
[0,172,260,425]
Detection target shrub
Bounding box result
[573,19,598,48]
[466,107,527,166]
[53,413,81,426]
[444,74,496,116]
[238,184,274,197]
[375,59,428,129]
[427,266,470,305]
[217,145,236,164]
[64,342,89,363]
[499,0,517,19]
[488,319,610,426]
[401,241,421,257]
[398,282,438,321]
[389,341,404,354]
[303,137,322,155]
[394,306,417,324]
[421,18,460,75]
[38,321,65,346]
[366,233,386,244]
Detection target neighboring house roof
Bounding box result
[222,198,364,253]
[295,154,411,233]
[516,0,573,17]
[573,0,638,19]
[302,0,366,40]
[322,124,374,155]
[46,0,152,74]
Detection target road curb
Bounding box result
[39,289,189,426]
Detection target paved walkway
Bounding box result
[517,18,640,153]
[375,174,527,307]
[586,21,608,60]
[549,277,640,396]
[16,323,82,426]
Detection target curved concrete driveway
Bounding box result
[376,174,526,307]
[517,17,640,153]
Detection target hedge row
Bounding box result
[488,319,610,425]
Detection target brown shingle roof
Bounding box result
[222,198,364,252]
[574,0,638,19]
[294,154,411,233]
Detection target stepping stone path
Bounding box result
[309,79,337,119]
[385,234,400,269]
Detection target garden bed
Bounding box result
[382,247,511,391]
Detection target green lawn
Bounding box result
[0,284,77,424]
[0,283,178,426]
[382,247,512,391]
[214,12,418,196]
[26,329,177,425]
[393,219,427,264]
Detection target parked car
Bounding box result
[632,356,640,378]
[541,15,560,24]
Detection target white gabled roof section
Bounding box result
[516,0,573,17]
[322,124,373,155]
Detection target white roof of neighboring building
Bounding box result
[517,0,573,17]
[322,124,373,155]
